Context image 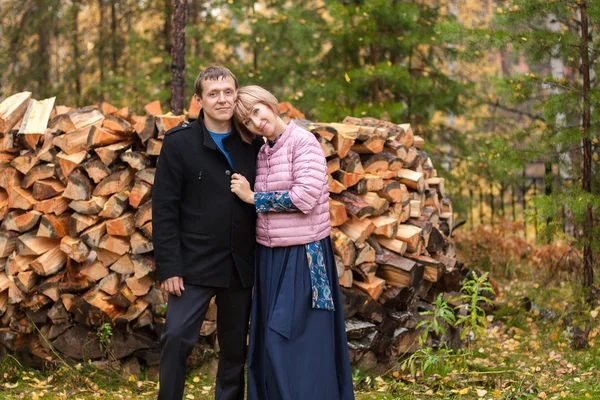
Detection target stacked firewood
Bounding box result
[281,103,464,370]
[0,93,463,373]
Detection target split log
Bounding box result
[81,158,111,184]
[405,255,443,282]
[156,115,184,138]
[87,125,127,148]
[99,234,130,255]
[0,92,32,133]
[144,101,163,116]
[52,120,103,155]
[131,231,153,254]
[361,153,389,174]
[1,210,42,232]
[60,236,90,263]
[99,191,130,218]
[8,187,36,211]
[140,222,152,240]
[338,153,364,178]
[318,137,336,158]
[81,222,107,248]
[110,254,134,275]
[34,196,70,215]
[18,97,56,149]
[333,170,363,188]
[129,181,152,208]
[331,228,356,267]
[357,193,388,216]
[134,201,152,228]
[375,251,424,288]
[0,167,22,190]
[329,199,348,227]
[376,180,408,204]
[98,273,120,295]
[331,191,374,219]
[339,216,375,245]
[29,246,67,276]
[32,179,66,200]
[69,196,108,215]
[328,177,346,194]
[121,151,151,171]
[351,136,385,154]
[395,225,422,253]
[136,116,157,143]
[369,214,398,239]
[106,212,135,237]
[102,115,134,135]
[397,169,425,193]
[355,242,376,265]
[354,277,386,301]
[80,260,109,281]
[332,133,355,158]
[132,255,154,279]
[146,139,162,156]
[10,155,39,175]
[93,168,135,196]
[135,169,155,186]
[63,170,93,201]
[15,271,40,294]
[69,213,99,236]
[373,235,407,255]
[17,233,60,256]
[95,140,133,166]
[327,157,340,175]
[37,214,70,238]
[22,164,56,189]
[126,275,154,297]
[49,107,104,133]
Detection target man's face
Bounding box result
[197,76,236,123]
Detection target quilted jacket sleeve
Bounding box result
[288,131,328,214]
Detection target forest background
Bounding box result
[1,0,600,398]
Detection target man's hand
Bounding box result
[230,173,255,204]
[161,276,185,296]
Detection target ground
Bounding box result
[1,280,599,399]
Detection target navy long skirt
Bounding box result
[247,237,355,400]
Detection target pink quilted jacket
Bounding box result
[254,120,331,247]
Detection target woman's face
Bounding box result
[241,102,278,138]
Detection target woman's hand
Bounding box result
[230,173,255,204]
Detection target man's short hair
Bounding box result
[194,66,238,97]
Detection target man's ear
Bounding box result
[194,94,202,108]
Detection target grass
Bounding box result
[1,280,599,399]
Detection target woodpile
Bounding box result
[0,92,465,374]
[286,114,464,371]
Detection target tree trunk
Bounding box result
[111,0,118,71]
[97,0,105,95]
[580,1,594,289]
[36,0,51,98]
[190,0,201,58]
[522,167,528,239]
[479,186,484,225]
[489,182,494,227]
[468,188,474,229]
[164,0,173,56]
[511,184,516,223]
[72,1,82,102]
[170,0,187,115]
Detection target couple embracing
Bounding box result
[152,66,354,400]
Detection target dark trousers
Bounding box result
[158,279,252,400]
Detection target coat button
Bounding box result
[225,170,231,176]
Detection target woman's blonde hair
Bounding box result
[233,85,279,124]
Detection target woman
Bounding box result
[230,85,354,400]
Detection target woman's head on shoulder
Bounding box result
[233,85,288,142]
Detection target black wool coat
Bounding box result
[152,114,261,288]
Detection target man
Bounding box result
[153,66,260,400]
